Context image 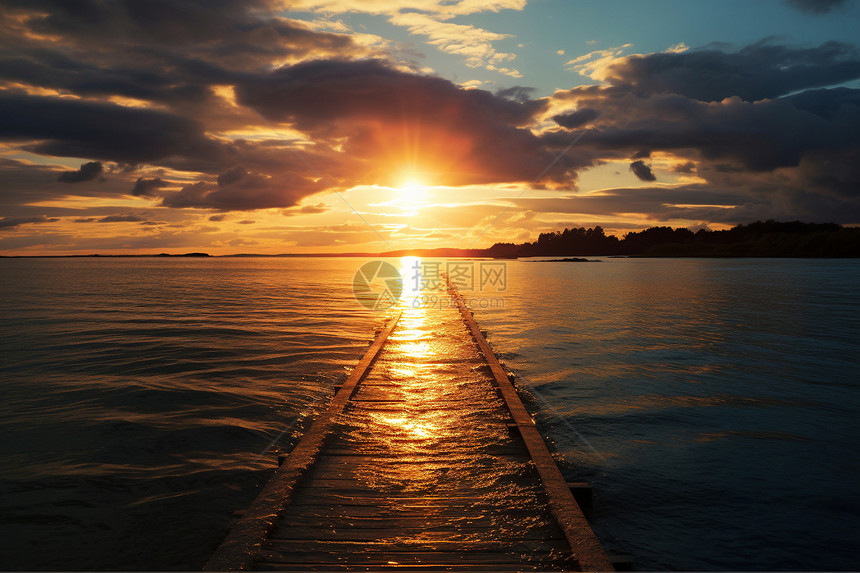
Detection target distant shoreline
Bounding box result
[2,221,858,259]
[3,253,860,259]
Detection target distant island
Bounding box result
[0,252,212,258]
[482,220,860,258]
[381,220,860,259]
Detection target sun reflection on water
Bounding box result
[397,255,422,309]
[330,257,561,553]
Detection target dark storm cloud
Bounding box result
[235,59,581,187]
[784,0,847,13]
[0,93,223,164]
[0,158,140,218]
[57,162,103,183]
[672,161,697,174]
[160,167,325,211]
[549,40,860,224]
[0,0,374,135]
[515,181,860,225]
[552,108,600,129]
[238,59,543,129]
[0,49,192,105]
[98,214,144,223]
[0,0,362,66]
[629,160,656,181]
[602,41,860,101]
[557,87,860,172]
[0,215,58,229]
[131,177,166,197]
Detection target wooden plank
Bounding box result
[272,516,559,530]
[291,478,537,491]
[276,505,552,520]
[204,312,403,572]
[261,539,570,554]
[447,279,612,572]
[272,490,533,501]
[255,562,559,573]
[312,451,527,460]
[254,549,567,564]
[311,454,531,467]
[268,525,565,542]
[318,446,527,456]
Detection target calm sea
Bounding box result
[0,257,857,570]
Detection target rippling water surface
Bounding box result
[476,257,860,571]
[1,256,858,570]
[0,257,379,570]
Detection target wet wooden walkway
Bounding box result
[205,283,612,572]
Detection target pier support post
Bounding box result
[566,481,593,518]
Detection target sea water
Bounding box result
[0,257,857,570]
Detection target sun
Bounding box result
[399,180,425,201]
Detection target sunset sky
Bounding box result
[1,0,859,254]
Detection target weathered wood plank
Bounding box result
[282,493,541,503]
[255,562,560,573]
[261,539,571,554]
[268,525,565,542]
[254,549,568,564]
[311,454,531,468]
[271,522,561,536]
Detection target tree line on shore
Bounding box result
[485,220,860,257]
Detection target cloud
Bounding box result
[4,0,372,70]
[388,12,520,76]
[0,215,59,229]
[553,108,600,128]
[497,86,537,102]
[514,182,856,225]
[282,202,329,216]
[672,161,697,174]
[629,160,656,181]
[783,0,846,13]
[98,214,144,223]
[565,44,633,79]
[554,85,860,173]
[235,59,577,188]
[285,1,526,75]
[547,41,860,224]
[57,162,104,183]
[160,166,325,210]
[284,0,526,17]
[299,202,328,214]
[0,93,222,164]
[1,0,859,252]
[597,41,860,101]
[131,177,166,196]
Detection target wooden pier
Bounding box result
[205,282,613,572]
